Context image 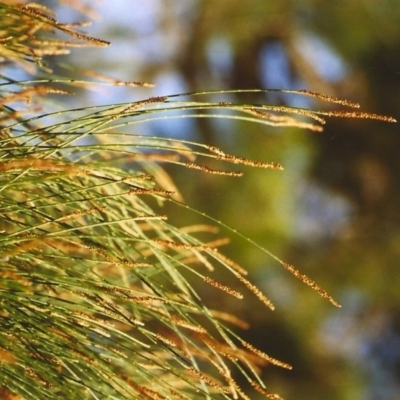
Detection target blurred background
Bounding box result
[59,1,400,399]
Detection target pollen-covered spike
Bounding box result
[56,26,110,46]
[281,262,341,307]
[185,366,230,394]
[214,365,243,400]
[185,162,243,177]
[203,276,244,299]
[324,110,397,123]
[17,5,110,46]
[239,340,292,370]
[170,315,207,333]
[234,272,275,310]
[244,106,327,125]
[128,187,174,196]
[206,145,283,170]
[120,96,168,114]
[291,89,361,108]
[17,5,57,23]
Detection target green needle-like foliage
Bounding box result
[0,2,395,399]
